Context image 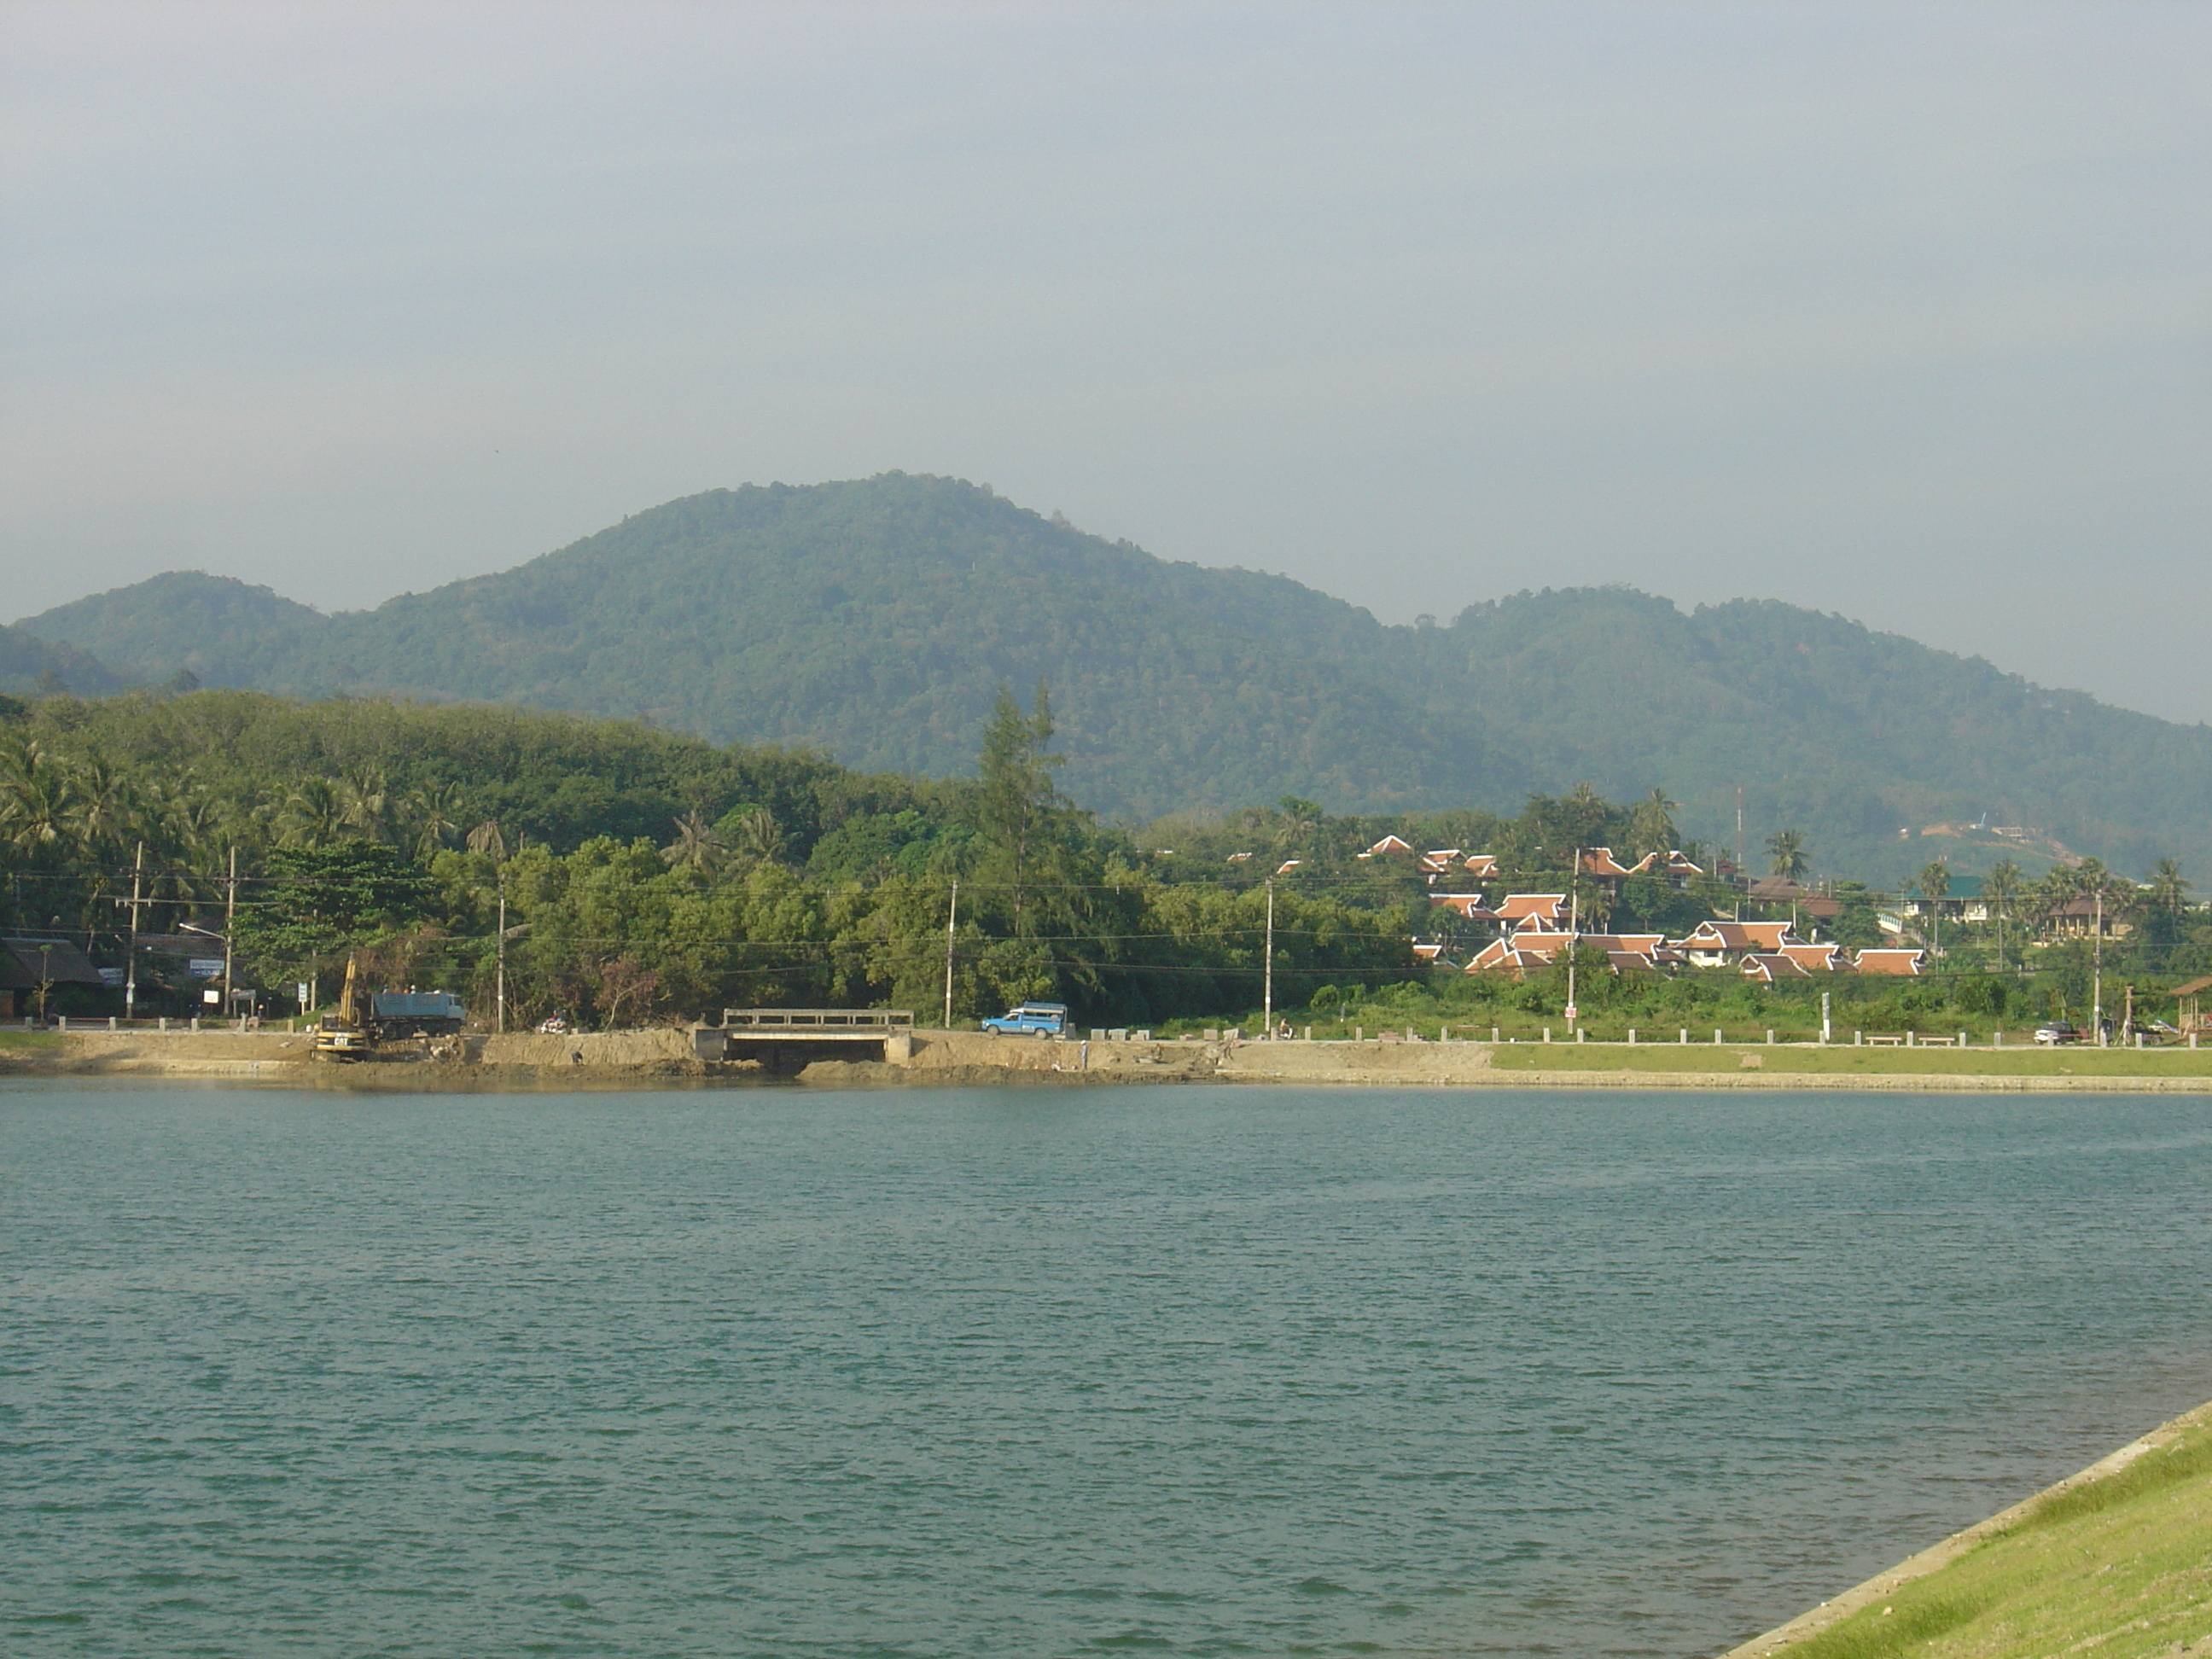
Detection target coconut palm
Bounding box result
[728,806,784,866]
[466,818,509,861]
[0,739,78,863]
[1767,828,1808,883]
[661,810,727,874]
[337,767,392,844]
[276,779,349,848]
[1627,788,1678,858]
[2150,858,2192,922]
[404,780,469,862]
[1983,858,2024,963]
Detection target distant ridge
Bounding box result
[18,473,2212,880]
[0,620,122,699]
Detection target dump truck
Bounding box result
[370,990,467,1037]
[313,958,469,1057]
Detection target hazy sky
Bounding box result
[4,2,2209,720]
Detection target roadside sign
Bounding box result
[201,988,221,1004]
[297,982,311,1007]
[1563,1004,1578,1021]
[187,958,224,979]
[98,967,124,988]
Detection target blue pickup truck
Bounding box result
[981,1002,1069,1038]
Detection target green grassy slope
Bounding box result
[1743,1404,2212,1659]
[20,474,2212,879]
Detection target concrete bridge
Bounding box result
[694,1008,916,1068]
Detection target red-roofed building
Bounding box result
[1678,920,1793,966]
[1777,941,1842,973]
[1464,942,1557,978]
[1358,835,1414,860]
[1741,952,1811,981]
[1497,894,1569,925]
[1627,849,1705,886]
[1854,948,1924,976]
[1429,893,1499,921]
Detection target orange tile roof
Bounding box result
[1853,948,1924,976]
[1498,894,1568,923]
[1429,894,1498,918]
[1741,952,1809,980]
[1778,942,1840,971]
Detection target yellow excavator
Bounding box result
[312,955,373,1060]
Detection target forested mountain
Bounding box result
[19,472,2212,882]
[0,622,120,699]
[24,571,323,691]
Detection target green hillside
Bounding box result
[20,473,2212,882]
[22,570,325,689]
[0,621,120,699]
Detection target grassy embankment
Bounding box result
[1743,1406,2212,1658]
[1483,1044,2212,1078]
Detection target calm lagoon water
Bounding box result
[7,1083,2212,1658]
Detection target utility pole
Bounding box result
[1821,989,1832,1045]
[123,841,146,1022]
[2093,887,2105,1045]
[1263,877,1275,1037]
[943,879,958,1030]
[1565,848,1580,1028]
[222,845,238,1028]
[495,866,508,1034]
[1735,787,1745,922]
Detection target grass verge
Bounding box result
[1484,1045,2212,1077]
[1743,1408,2212,1658]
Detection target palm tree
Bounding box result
[1628,788,1678,858]
[1271,796,1321,853]
[276,779,348,848]
[466,818,509,861]
[1916,860,1951,956]
[1767,828,1808,883]
[661,810,727,874]
[67,758,137,863]
[404,781,468,863]
[1983,858,2024,964]
[728,806,783,867]
[0,739,78,863]
[2149,858,2192,941]
[337,767,392,844]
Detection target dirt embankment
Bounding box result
[3,1028,317,1077]
[15,1026,2212,1091]
[2,1025,737,1083]
[827,1030,1500,1086]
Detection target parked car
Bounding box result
[981,1002,1069,1038]
[2034,1021,2082,1045]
